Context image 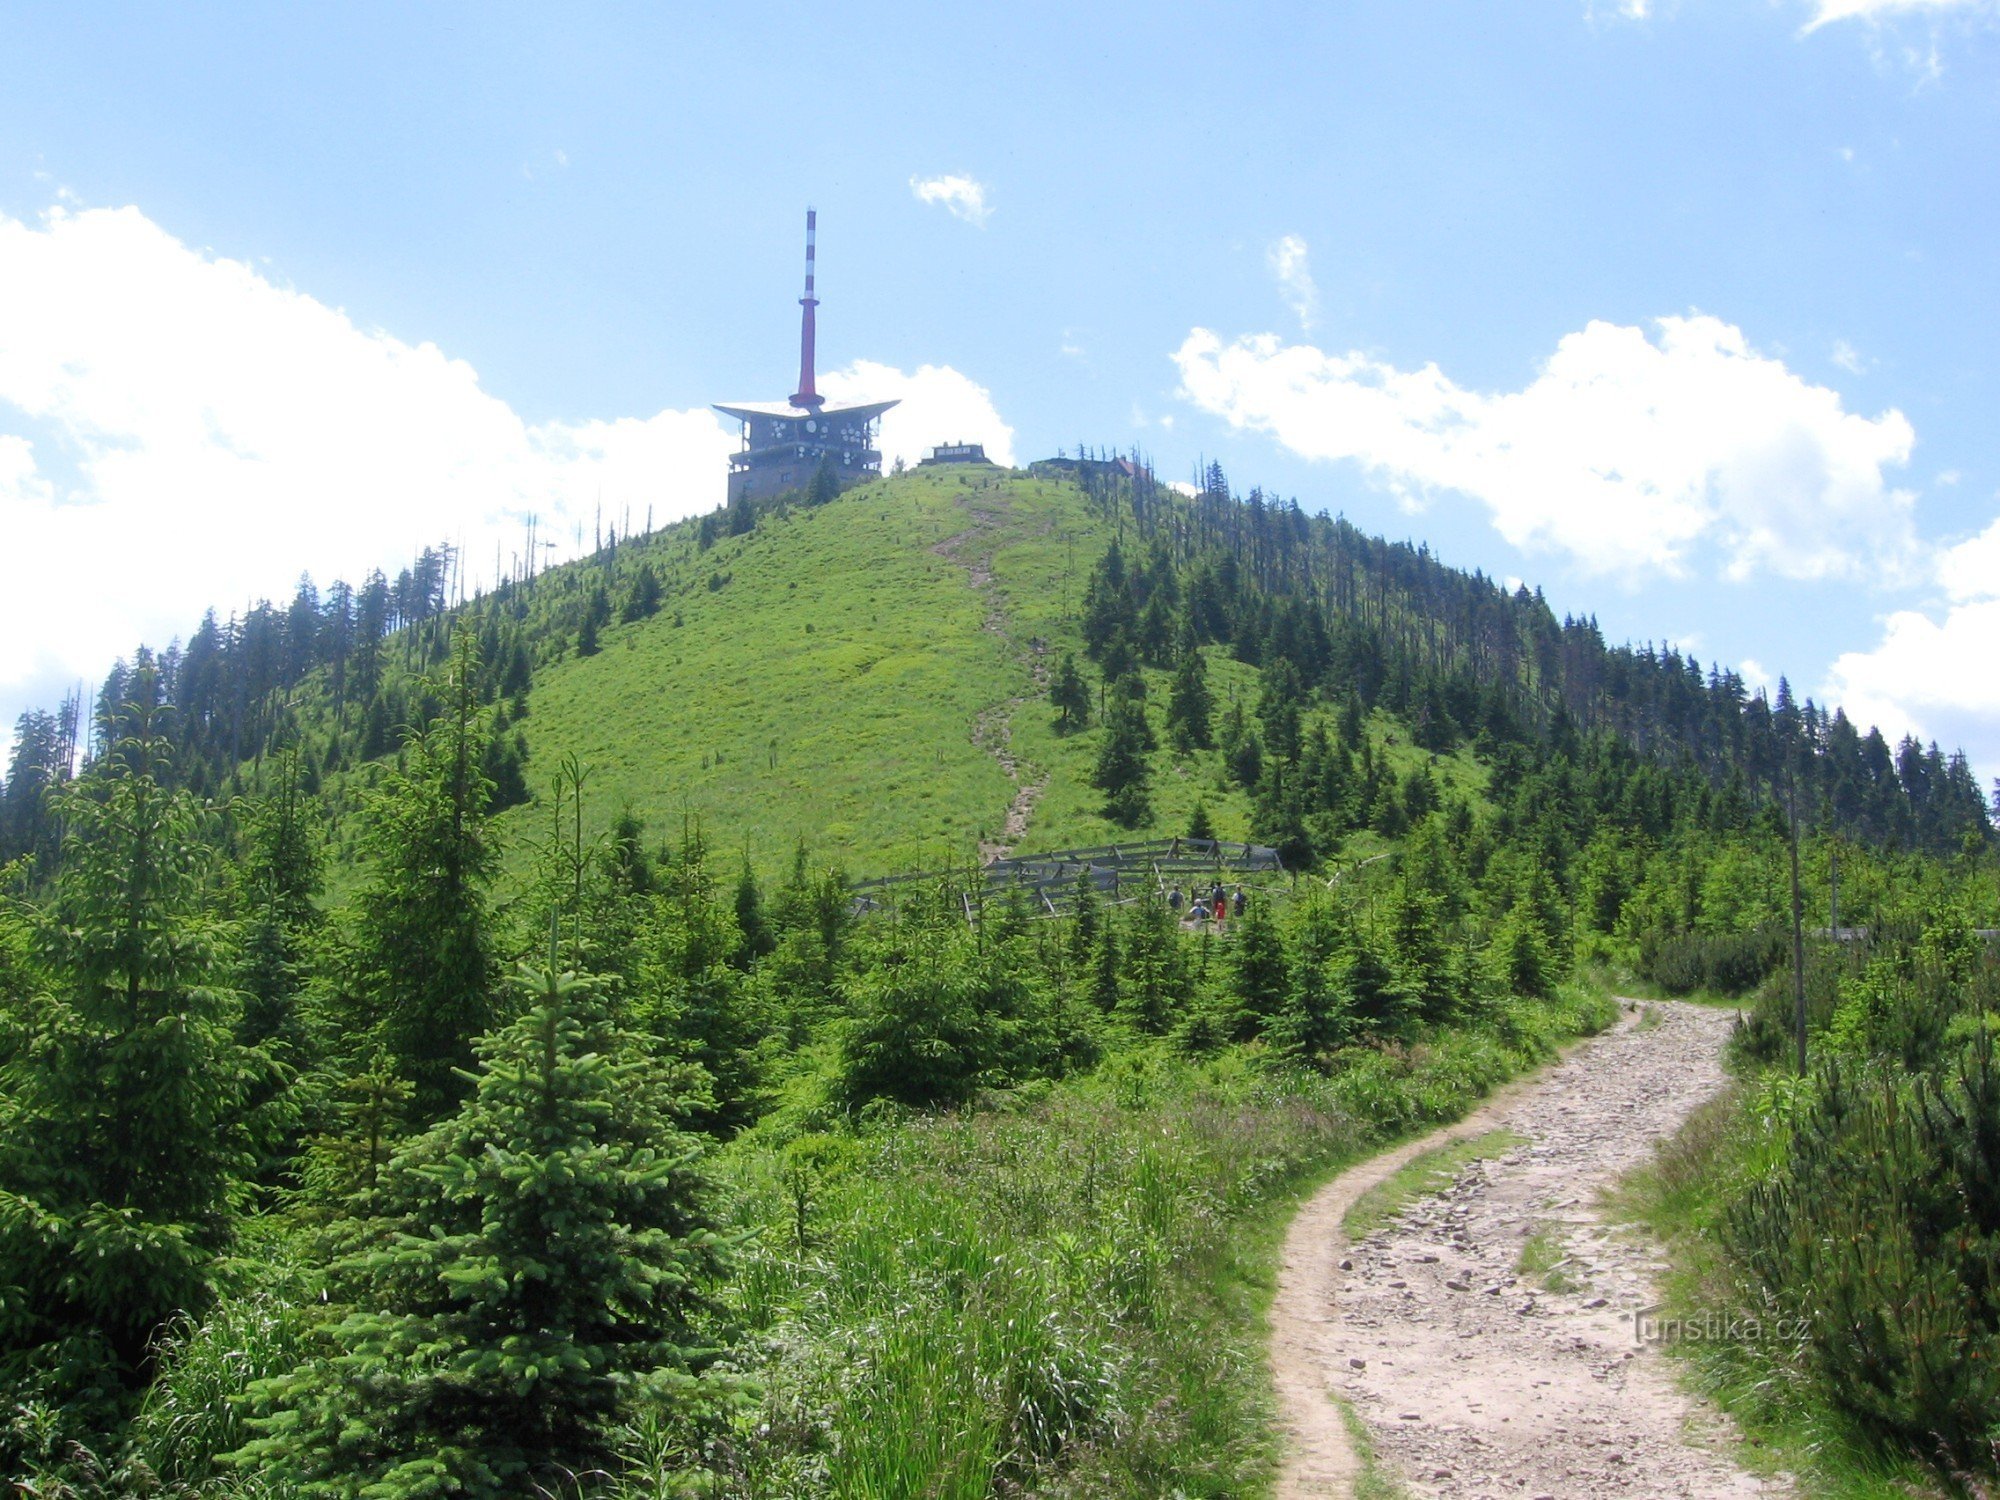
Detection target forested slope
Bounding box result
[2,451,1998,1498]
[4,457,1986,890]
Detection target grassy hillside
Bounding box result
[489,467,1259,876]
[486,465,1487,883]
[509,469,1030,873]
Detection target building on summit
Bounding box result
[714,209,897,505]
[919,441,988,467]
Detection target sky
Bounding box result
[1,1,1998,789]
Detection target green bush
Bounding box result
[1639,925,1785,996]
[1729,1032,2000,1475]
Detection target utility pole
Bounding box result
[1788,767,1808,1077]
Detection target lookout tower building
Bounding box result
[715,209,897,505]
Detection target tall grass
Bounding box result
[89,991,1610,1499]
[681,988,1614,1497]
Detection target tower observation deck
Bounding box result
[714,209,897,505]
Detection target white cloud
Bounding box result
[1802,0,1989,31]
[1825,602,2000,748]
[0,202,1010,749]
[1937,513,2000,601]
[0,204,741,733]
[1267,234,1319,330]
[1172,314,1919,583]
[909,173,992,227]
[1823,513,2000,778]
[1832,338,1868,373]
[818,359,1015,470]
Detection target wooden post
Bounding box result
[1788,769,1807,1077]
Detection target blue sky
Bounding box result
[2,1,1997,786]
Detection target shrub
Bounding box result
[1729,1033,2000,1476]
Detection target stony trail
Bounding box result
[932,499,1049,861]
[1270,1001,1791,1500]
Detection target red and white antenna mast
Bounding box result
[791,207,824,410]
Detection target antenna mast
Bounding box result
[791,207,824,410]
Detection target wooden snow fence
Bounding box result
[851,838,1285,924]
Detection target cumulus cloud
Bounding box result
[1172,315,1919,583]
[1822,512,2000,781]
[0,202,1010,749]
[909,173,992,227]
[819,359,1014,470]
[1824,605,2000,751]
[1267,235,1319,330]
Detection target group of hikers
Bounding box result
[1166,880,1249,929]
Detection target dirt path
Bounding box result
[932,499,1049,861]
[1271,1001,1789,1499]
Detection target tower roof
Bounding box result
[712,399,898,424]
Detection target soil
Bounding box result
[1270,1001,1791,1499]
[933,501,1049,861]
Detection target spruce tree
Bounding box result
[1166,647,1214,752]
[1118,892,1186,1034]
[1094,696,1154,829]
[1050,652,1091,733]
[1270,899,1353,1068]
[837,928,1022,1110]
[237,749,321,1059]
[731,855,774,969]
[636,827,767,1135]
[805,453,841,507]
[344,633,498,1120]
[237,962,732,1498]
[0,719,254,1416]
[621,560,662,623]
[1228,891,1289,1041]
[1186,799,1216,842]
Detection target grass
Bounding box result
[1515,1223,1583,1293]
[1338,1400,1413,1500]
[481,468,1281,880]
[1612,1084,1947,1499]
[275,465,1481,906]
[63,993,1617,1498]
[704,991,1614,1498]
[501,472,1025,876]
[1341,1128,1526,1242]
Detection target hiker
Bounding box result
[1234,887,1248,920]
[1168,885,1184,914]
[1190,898,1210,923]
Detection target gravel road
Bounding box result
[1270,1001,1792,1499]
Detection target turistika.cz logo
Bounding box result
[1630,1304,1810,1347]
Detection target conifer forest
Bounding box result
[2,463,1997,1498]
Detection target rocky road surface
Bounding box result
[1270,1001,1792,1499]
